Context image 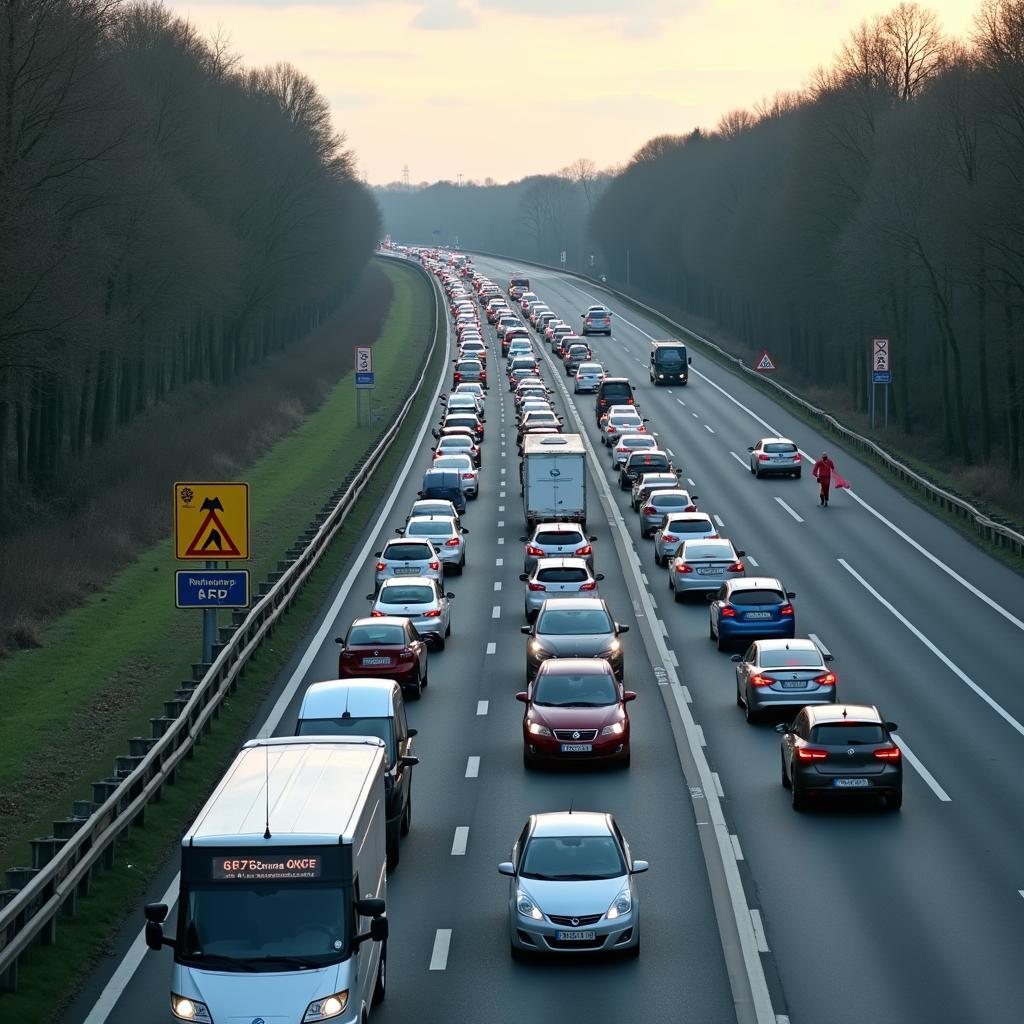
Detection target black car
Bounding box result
[419,469,466,514]
[778,704,902,811]
[595,377,636,423]
[521,597,629,682]
[619,449,673,490]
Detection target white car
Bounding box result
[454,382,486,404]
[401,515,468,574]
[431,453,479,499]
[601,411,647,446]
[369,577,454,649]
[374,537,442,587]
[574,362,606,393]
[610,434,658,468]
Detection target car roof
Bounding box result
[533,522,585,534]
[758,436,796,444]
[755,638,819,653]
[299,677,399,720]
[648,489,690,500]
[531,811,612,837]
[625,444,665,455]
[538,597,606,612]
[665,511,713,522]
[536,657,614,676]
[350,615,407,629]
[805,704,883,724]
[379,575,437,588]
[533,556,590,571]
[681,537,734,550]
[726,576,784,592]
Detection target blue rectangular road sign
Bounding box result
[176,570,250,609]
[872,371,892,384]
[356,371,375,388]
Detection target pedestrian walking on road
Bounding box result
[812,452,836,506]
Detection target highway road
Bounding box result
[65,254,1024,1024]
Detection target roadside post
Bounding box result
[355,344,375,426]
[870,338,892,429]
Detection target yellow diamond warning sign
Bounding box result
[174,482,250,561]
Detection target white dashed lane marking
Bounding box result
[486,642,496,655]
[477,700,489,715]
[429,929,452,970]
[451,827,469,856]
[704,424,715,434]
[491,606,501,618]
[465,756,480,778]
[774,497,805,523]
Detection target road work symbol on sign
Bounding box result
[755,350,777,372]
[174,482,250,560]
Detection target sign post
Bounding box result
[355,344,374,427]
[560,250,567,268]
[870,338,892,429]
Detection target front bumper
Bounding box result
[524,734,628,764]
[512,911,637,953]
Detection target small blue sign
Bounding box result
[176,570,250,609]
[355,371,375,388]
[872,371,892,384]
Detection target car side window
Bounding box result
[743,643,756,663]
[395,700,409,745]
[795,711,811,740]
[514,823,530,867]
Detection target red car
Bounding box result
[336,616,429,699]
[516,658,635,769]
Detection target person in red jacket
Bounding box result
[812,452,836,506]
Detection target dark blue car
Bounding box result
[708,577,796,652]
[419,469,466,514]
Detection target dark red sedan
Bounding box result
[516,658,635,769]
[336,616,429,699]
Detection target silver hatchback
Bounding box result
[638,489,698,539]
[733,638,836,722]
[521,523,597,573]
[519,557,604,620]
[368,577,454,650]
[748,437,802,478]
[374,537,442,588]
[574,362,605,394]
[401,515,468,575]
[668,538,746,599]
[653,512,718,566]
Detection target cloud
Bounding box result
[476,0,704,32]
[411,0,476,29]
[299,48,414,60]
[328,92,377,107]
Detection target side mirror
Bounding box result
[356,897,387,918]
[595,573,605,581]
[747,446,755,452]
[373,551,382,557]
[408,728,418,737]
[144,903,171,952]
[145,902,168,924]
[365,594,374,601]
[617,624,630,634]
[736,549,746,557]
[688,356,693,364]
[399,755,420,769]
[730,654,741,662]
[417,491,425,499]
[439,394,448,402]
[884,722,898,733]
[368,917,389,943]
[630,860,649,874]
[643,417,650,423]
[498,862,515,876]
[519,536,527,542]
[624,690,638,702]
[431,429,439,439]
[518,574,528,581]
[704,593,716,603]
[520,626,532,635]
[515,691,528,703]
[786,591,796,598]
[446,592,455,599]
[774,723,789,734]
[395,527,405,535]
[588,535,597,542]
[824,654,835,662]
[462,528,469,535]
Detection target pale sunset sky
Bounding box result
[168,0,980,184]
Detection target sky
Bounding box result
[168,0,981,185]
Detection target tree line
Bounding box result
[0,0,379,521]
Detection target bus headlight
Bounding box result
[303,990,349,1021]
[171,994,212,1022]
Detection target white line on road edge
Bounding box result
[730,834,744,861]
[838,558,1024,740]
[749,910,769,952]
[774,497,804,523]
[476,700,489,715]
[429,929,452,970]
[893,737,951,802]
[491,606,501,618]
[451,827,469,856]
[730,452,749,469]
[465,756,480,778]
[84,267,456,1024]
[486,642,496,655]
[712,772,724,798]
[808,633,831,658]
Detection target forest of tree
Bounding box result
[0,0,379,523]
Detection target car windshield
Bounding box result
[296,716,395,764]
[533,671,617,707]
[759,648,823,668]
[347,624,405,645]
[520,835,625,881]
[537,567,589,583]
[684,544,733,560]
[535,530,583,546]
[810,723,886,744]
[379,585,434,604]
[730,590,785,606]
[407,522,453,538]
[384,543,432,561]
[655,347,685,364]
[538,607,612,635]
[765,442,797,453]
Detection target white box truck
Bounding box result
[144,736,394,1024]
[522,433,587,529]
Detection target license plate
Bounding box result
[781,680,807,689]
[745,612,771,619]
[556,930,596,941]
[560,743,593,753]
[362,657,390,666]
[696,567,724,575]
[833,778,870,788]
[394,567,418,575]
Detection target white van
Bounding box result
[145,736,390,1024]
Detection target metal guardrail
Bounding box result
[463,248,1024,559]
[0,255,443,992]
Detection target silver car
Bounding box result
[653,512,718,566]
[519,557,604,620]
[611,434,659,468]
[496,317,521,339]
[521,523,596,573]
[374,537,442,587]
[407,498,460,529]
[401,515,468,574]
[368,577,454,650]
[638,489,698,539]
[498,811,647,958]
[630,471,680,511]
[748,437,802,478]
[574,362,605,394]
[454,382,486,404]
[444,393,484,417]
[506,340,534,360]
[668,538,746,599]
[431,453,478,499]
[734,639,836,722]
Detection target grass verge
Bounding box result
[0,260,433,874]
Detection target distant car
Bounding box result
[748,437,802,478]
[564,343,592,374]
[733,638,835,722]
[335,616,429,697]
[638,488,697,539]
[778,704,902,811]
[407,498,460,528]
[709,577,797,651]
[602,410,647,447]
[630,472,680,511]
[374,537,442,587]
[619,448,673,489]
[669,538,746,600]
[574,362,605,393]
[452,358,486,389]
[581,306,612,336]
[400,515,468,574]
[434,433,481,467]
[454,382,486,404]
[443,393,484,418]
[521,598,628,682]
[517,410,562,445]
[519,557,604,619]
[521,522,596,573]
[369,577,454,650]
[509,366,541,391]
[517,659,634,767]
[440,413,484,442]
[549,323,575,348]
[497,811,646,958]
[653,512,718,566]
[595,378,636,423]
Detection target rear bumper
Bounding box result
[794,765,902,795]
[718,620,795,641]
[746,687,835,714]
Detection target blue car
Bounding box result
[708,577,796,652]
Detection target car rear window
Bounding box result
[729,590,784,606]
[685,543,733,559]
[651,494,688,508]
[407,522,453,538]
[537,567,589,583]
[379,585,433,604]
[765,443,797,453]
[385,543,433,560]
[347,624,405,645]
[535,530,583,546]
[601,383,633,399]
[759,648,823,668]
[628,454,670,470]
[537,607,612,635]
[667,518,713,534]
[810,723,886,744]
[623,437,656,448]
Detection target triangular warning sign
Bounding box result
[184,504,242,557]
[755,350,776,372]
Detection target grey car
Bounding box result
[734,639,836,722]
[669,538,746,599]
[401,515,468,574]
[498,811,647,958]
[748,437,802,478]
[602,412,646,447]
[610,434,658,468]
[653,512,718,566]
[519,557,604,620]
[521,598,628,681]
[407,499,460,530]
[521,523,597,573]
[368,577,454,650]
[630,471,680,511]
[574,362,605,394]
[374,537,442,588]
[564,343,592,375]
[638,489,697,539]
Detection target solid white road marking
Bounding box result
[893,736,951,802]
[774,497,804,523]
[486,642,496,655]
[749,909,769,952]
[429,929,452,970]
[730,834,744,861]
[451,827,469,856]
[477,700,489,715]
[492,606,501,618]
[730,451,748,469]
[681,685,693,703]
[712,772,724,798]
[465,756,480,777]
[839,558,1024,739]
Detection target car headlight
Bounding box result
[528,720,552,736]
[606,887,632,920]
[517,889,544,920]
[303,991,349,1022]
[600,721,624,736]
[530,641,549,656]
[602,639,621,655]
[171,995,213,1022]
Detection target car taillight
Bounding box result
[616,446,628,453]
[780,603,794,616]
[675,564,693,573]
[607,426,615,433]
[813,672,836,686]
[642,505,656,515]
[749,674,772,687]
[453,373,461,382]
[423,609,441,618]
[758,453,770,461]
[375,562,386,571]
[874,746,901,760]
[462,472,474,479]
[528,583,546,591]
[575,545,592,556]
[627,398,634,404]
[662,533,678,542]
[720,605,736,617]
[445,538,461,547]
[526,545,544,556]
[371,610,386,617]
[796,747,828,761]
[728,562,746,572]
[580,581,597,591]
[685,504,697,512]
[428,560,441,569]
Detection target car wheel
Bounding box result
[625,937,640,958]
[445,618,451,637]
[434,633,446,652]
[511,941,531,962]
[744,697,759,724]
[386,823,400,869]
[886,791,903,812]
[372,940,387,1005]
[716,630,729,653]
[673,585,683,603]
[421,664,428,687]
[620,750,631,769]
[523,751,537,771]
[455,558,465,576]
[749,462,756,475]
[405,671,423,701]
[790,779,806,811]
[794,469,802,479]
[780,751,790,787]
[754,465,761,478]
[620,478,629,491]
